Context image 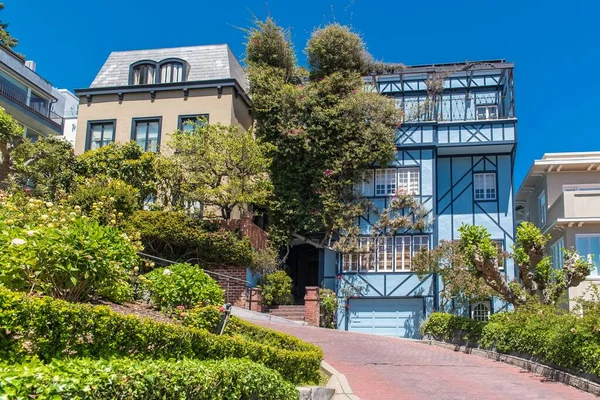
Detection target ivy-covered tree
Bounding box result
[169,122,273,220]
[0,108,23,185]
[413,222,593,308]
[10,137,77,199]
[0,3,18,49]
[246,18,401,247]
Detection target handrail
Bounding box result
[137,251,252,287]
[0,79,64,129]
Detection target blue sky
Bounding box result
[5,0,600,186]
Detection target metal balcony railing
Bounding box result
[0,77,64,129]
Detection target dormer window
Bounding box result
[130,58,186,85]
[160,61,184,83]
[132,63,156,85]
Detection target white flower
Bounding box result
[26,230,36,237]
[40,214,49,221]
[163,269,172,276]
[11,238,26,246]
[45,202,53,208]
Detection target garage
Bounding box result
[347,298,424,339]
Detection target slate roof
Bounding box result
[90,44,248,92]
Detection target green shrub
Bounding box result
[0,288,322,384]
[125,210,257,268]
[141,263,224,312]
[69,178,140,224]
[0,357,298,400]
[319,288,337,329]
[480,304,600,377]
[75,141,157,202]
[421,312,485,344]
[0,195,138,303]
[260,270,294,306]
[185,306,318,352]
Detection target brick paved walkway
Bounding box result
[251,319,595,400]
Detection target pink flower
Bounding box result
[323,169,334,177]
[176,305,185,310]
[352,89,357,94]
[345,304,350,309]
[24,188,32,194]
[337,275,342,280]
[316,189,323,195]
[219,306,226,312]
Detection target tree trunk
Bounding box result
[0,142,10,184]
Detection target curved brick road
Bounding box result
[249,318,594,400]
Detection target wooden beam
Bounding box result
[557,165,563,172]
[588,164,595,171]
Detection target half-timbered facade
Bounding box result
[336,60,517,338]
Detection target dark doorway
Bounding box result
[284,244,321,304]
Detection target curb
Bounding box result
[421,339,600,396]
[321,361,361,400]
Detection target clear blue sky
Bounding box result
[5,0,600,186]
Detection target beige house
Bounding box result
[516,152,600,309]
[74,44,251,155]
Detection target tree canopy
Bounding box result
[246,19,401,246]
[413,222,593,308]
[0,3,18,49]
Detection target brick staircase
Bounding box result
[267,305,305,321]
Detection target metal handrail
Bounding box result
[0,79,64,128]
[137,252,252,287]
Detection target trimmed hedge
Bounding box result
[421,312,485,345]
[185,306,317,352]
[0,288,323,385]
[422,308,600,379]
[0,358,298,400]
[480,305,600,378]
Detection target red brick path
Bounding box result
[252,321,595,400]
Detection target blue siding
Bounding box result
[340,65,517,336]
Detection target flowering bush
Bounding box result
[141,263,224,312]
[319,288,337,329]
[0,194,140,302]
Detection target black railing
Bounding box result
[0,78,64,129]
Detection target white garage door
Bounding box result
[348,298,424,339]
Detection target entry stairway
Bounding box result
[267,305,305,322]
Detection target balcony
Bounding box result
[0,76,63,132]
[547,190,600,227]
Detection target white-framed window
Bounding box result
[551,238,565,269]
[474,173,496,201]
[377,236,394,271]
[395,236,412,271]
[563,184,600,192]
[342,252,358,272]
[475,105,498,120]
[398,167,420,195]
[576,234,600,276]
[538,191,547,227]
[492,240,505,271]
[358,237,375,272]
[471,302,491,321]
[354,170,374,197]
[375,169,396,196]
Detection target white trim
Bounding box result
[575,233,600,276]
[471,301,491,321]
[474,172,496,200]
[562,183,600,192]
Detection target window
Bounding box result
[160,61,184,83]
[132,64,156,85]
[375,169,396,196]
[178,114,209,133]
[398,168,420,195]
[377,237,394,271]
[474,173,496,200]
[87,121,115,150]
[358,237,375,272]
[471,302,490,321]
[342,235,429,273]
[576,234,600,276]
[551,238,565,269]
[538,191,547,227]
[132,118,161,152]
[476,105,497,120]
[563,184,600,192]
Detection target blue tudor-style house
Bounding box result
[289,60,517,338]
